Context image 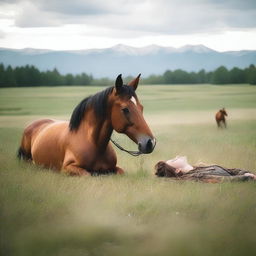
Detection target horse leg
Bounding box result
[115,166,125,175]
[223,119,227,128]
[62,150,91,176]
[62,164,90,176]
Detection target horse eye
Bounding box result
[122,108,130,115]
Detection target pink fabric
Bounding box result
[166,156,193,173]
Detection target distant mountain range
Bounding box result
[0,44,256,78]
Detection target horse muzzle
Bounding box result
[138,136,156,154]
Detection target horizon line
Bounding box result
[1,44,256,53]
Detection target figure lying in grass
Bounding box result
[155,156,256,183]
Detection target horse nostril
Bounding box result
[138,137,155,154]
[146,139,155,153]
[147,139,152,148]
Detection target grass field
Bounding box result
[1,84,256,256]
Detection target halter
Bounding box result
[110,137,156,157]
[110,138,142,156]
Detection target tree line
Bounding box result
[0,64,93,87]
[0,63,256,87]
[142,65,256,85]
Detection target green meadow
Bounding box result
[1,84,256,256]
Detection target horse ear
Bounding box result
[115,74,123,94]
[128,74,141,91]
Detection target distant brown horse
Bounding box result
[215,108,228,128]
[17,74,156,176]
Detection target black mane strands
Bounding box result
[69,87,114,131]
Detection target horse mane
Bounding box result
[69,85,135,131]
[69,86,113,131]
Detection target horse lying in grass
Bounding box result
[18,74,156,176]
[155,156,256,183]
[215,108,228,128]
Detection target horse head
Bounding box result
[221,108,228,116]
[110,74,156,154]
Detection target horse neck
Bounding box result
[79,108,113,151]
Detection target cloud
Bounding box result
[0,0,21,3]
[36,0,116,15]
[144,0,256,34]
[14,1,61,27]
[212,0,256,10]
[0,30,6,38]
[1,0,256,36]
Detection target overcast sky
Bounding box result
[0,0,256,51]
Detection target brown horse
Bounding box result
[17,74,156,176]
[215,108,228,128]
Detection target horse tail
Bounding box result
[17,128,32,161]
[17,147,23,159]
[17,147,32,160]
[17,146,32,161]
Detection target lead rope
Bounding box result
[110,138,142,157]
